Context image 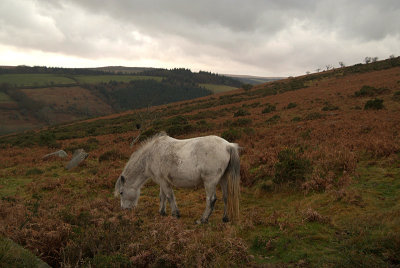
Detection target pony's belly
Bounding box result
[169,175,203,188]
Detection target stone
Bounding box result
[42,150,68,160]
[65,149,88,170]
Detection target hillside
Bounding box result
[1,57,400,267]
[224,74,285,85]
[0,67,242,135]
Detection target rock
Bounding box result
[42,150,68,160]
[65,149,88,170]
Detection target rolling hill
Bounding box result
[0,67,242,135]
[1,57,400,267]
[224,74,285,85]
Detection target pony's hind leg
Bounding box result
[197,181,217,224]
[159,187,167,216]
[161,182,180,218]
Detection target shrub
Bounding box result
[354,85,389,97]
[393,91,400,101]
[138,128,159,142]
[322,104,339,111]
[242,102,260,108]
[25,168,44,176]
[233,108,250,117]
[166,124,193,137]
[354,85,377,97]
[83,138,99,152]
[0,237,46,267]
[38,132,59,148]
[241,84,253,91]
[364,98,384,110]
[274,148,311,184]
[221,128,241,142]
[65,138,99,152]
[291,117,301,122]
[243,127,255,136]
[266,115,280,125]
[98,149,127,162]
[286,102,297,109]
[195,120,215,131]
[304,112,325,120]
[231,118,252,127]
[166,115,188,125]
[91,254,131,267]
[262,103,276,114]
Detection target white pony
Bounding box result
[115,132,240,223]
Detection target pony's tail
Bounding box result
[227,144,240,222]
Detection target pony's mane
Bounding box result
[133,131,168,155]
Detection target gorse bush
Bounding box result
[292,116,301,122]
[322,104,339,111]
[262,103,276,114]
[364,98,384,110]
[39,132,59,148]
[354,85,389,97]
[165,115,193,137]
[167,124,193,137]
[221,128,241,142]
[230,118,252,127]
[274,148,312,184]
[195,120,215,132]
[233,108,250,117]
[266,115,280,125]
[241,84,253,91]
[25,168,44,176]
[98,149,127,162]
[138,128,159,142]
[393,91,400,101]
[65,137,99,153]
[286,102,297,109]
[305,112,325,120]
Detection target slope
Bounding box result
[0,57,400,267]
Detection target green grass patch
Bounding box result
[0,74,75,87]
[0,236,50,267]
[0,176,32,198]
[199,83,237,93]
[0,92,12,103]
[73,75,162,84]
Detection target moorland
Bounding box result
[1,57,400,267]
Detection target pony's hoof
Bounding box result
[159,211,167,216]
[195,219,208,224]
[222,216,229,223]
[172,211,180,218]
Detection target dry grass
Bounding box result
[1,64,400,266]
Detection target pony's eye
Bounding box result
[120,192,123,195]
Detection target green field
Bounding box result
[0,74,163,88]
[0,74,75,87]
[200,83,237,93]
[73,75,162,84]
[0,92,12,103]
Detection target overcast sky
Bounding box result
[0,0,399,76]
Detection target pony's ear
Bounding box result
[120,175,126,184]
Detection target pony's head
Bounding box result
[114,175,140,209]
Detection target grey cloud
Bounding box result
[0,0,399,76]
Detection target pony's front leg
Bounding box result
[161,183,180,218]
[196,182,217,224]
[159,187,167,216]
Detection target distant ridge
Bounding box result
[224,74,285,85]
[88,66,155,74]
